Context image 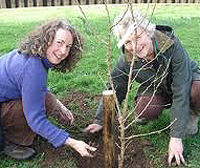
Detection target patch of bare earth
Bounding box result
[33,91,152,168]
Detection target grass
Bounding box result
[0,3,200,168]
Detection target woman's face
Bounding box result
[46,28,73,65]
[124,28,154,61]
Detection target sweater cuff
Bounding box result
[49,130,69,148]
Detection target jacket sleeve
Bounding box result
[95,54,130,125]
[169,37,192,139]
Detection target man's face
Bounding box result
[46,28,73,65]
[124,28,154,61]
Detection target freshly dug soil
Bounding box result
[34,91,152,168]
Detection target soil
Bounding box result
[33,91,153,168]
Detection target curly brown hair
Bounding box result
[19,20,83,72]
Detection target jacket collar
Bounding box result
[154,25,174,54]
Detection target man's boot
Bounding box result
[2,142,36,160]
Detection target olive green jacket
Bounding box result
[95,25,200,139]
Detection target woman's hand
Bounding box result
[59,105,74,125]
[168,137,185,166]
[55,97,74,125]
[65,137,97,157]
[46,93,74,125]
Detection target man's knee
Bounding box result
[190,81,200,112]
[135,96,164,121]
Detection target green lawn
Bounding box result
[0,3,200,168]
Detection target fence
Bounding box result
[0,0,199,8]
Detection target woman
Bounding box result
[0,20,96,160]
[85,11,200,166]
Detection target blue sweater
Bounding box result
[0,49,69,147]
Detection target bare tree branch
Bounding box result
[124,118,177,141]
[75,0,107,45]
[125,58,172,130]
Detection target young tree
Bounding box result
[78,1,177,167]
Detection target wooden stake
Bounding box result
[103,90,115,168]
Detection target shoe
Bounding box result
[186,114,199,135]
[3,142,36,160]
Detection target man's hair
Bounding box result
[112,11,156,48]
[19,20,83,71]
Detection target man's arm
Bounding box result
[168,37,192,166]
[85,54,130,132]
[95,54,130,125]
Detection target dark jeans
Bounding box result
[1,92,62,146]
[135,81,200,120]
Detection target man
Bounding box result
[85,11,200,166]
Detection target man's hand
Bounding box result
[84,124,103,133]
[65,137,97,157]
[168,137,185,166]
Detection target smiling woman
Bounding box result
[46,28,73,65]
[19,20,83,72]
[0,20,96,160]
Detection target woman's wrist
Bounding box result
[65,137,76,147]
